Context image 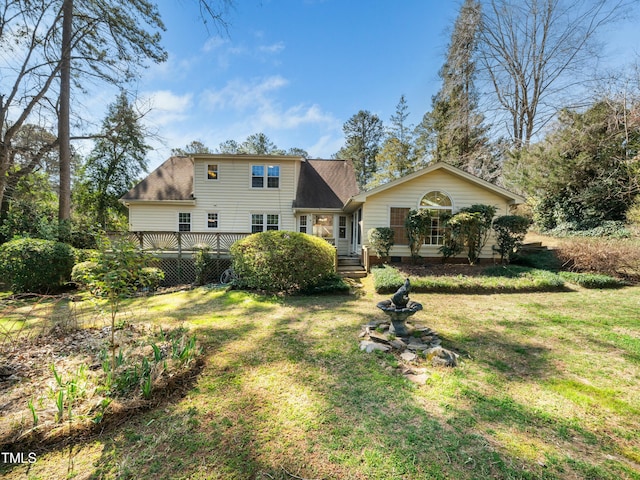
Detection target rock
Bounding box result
[404,373,429,385]
[358,326,370,338]
[400,351,417,362]
[426,347,458,367]
[389,339,407,350]
[406,343,430,351]
[359,340,391,353]
[369,331,391,344]
[0,364,15,377]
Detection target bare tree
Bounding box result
[477,0,636,149]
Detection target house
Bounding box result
[121,154,525,264]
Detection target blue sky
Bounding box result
[129,0,638,170]
[135,1,460,168]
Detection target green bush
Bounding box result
[367,227,395,263]
[72,262,164,292]
[444,204,497,265]
[0,238,75,293]
[230,231,336,293]
[372,264,565,294]
[492,215,532,264]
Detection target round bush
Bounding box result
[0,238,75,293]
[230,231,336,293]
[72,261,164,293]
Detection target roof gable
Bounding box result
[121,156,193,202]
[294,159,359,209]
[351,162,525,204]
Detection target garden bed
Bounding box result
[0,323,202,452]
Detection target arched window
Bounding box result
[419,191,453,245]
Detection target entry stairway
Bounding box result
[337,256,367,279]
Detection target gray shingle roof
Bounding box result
[121,156,193,202]
[294,159,359,209]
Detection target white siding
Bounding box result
[128,157,300,232]
[362,169,511,259]
[129,204,195,231]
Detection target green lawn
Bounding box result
[2,279,640,479]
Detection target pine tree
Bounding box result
[335,110,384,190]
[373,95,421,186]
[77,92,149,230]
[423,0,492,175]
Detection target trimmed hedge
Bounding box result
[372,265,566,294]
[0,238,75,293]
[230,231,336,293]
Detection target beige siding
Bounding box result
[362,169,510,259]
[129,157,300,232]
[128,204,195,231]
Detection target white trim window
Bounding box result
[299,215,308,233]
[251,213,279,233]
[178,212,191,232]
[207,164,218,180]
[251,165,280,188]
[339,215,347,239]
[419,191,453,245]
[207,212,219,229]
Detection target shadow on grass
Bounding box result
[11,290,640,480]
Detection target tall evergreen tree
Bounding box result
[334,110,384,190]
[77,92,149,230]
[373,95,421,186]
[420,0,492,176]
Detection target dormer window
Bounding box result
[251,165,279,188]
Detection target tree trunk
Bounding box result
[58,0,72,223]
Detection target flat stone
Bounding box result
[389,339,407,350]
[406,343,430,351]
[369,331,391,344]
[400,351,417,362]
[404,373,430,385]
[358,326,370,338]
[359,340,391,353]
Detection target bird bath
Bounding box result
[376,278,423,336]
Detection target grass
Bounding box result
[1,280,640,479]
[373,264,567,294]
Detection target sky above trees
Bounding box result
[57,1,640,170]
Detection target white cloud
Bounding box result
[201,76,289,111]
[307,134,344,158]
[258,41,285,55]
[143,90,194,127]
[202,36,229,53]
[258,103,337,130]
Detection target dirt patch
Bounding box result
[0,323,202,452]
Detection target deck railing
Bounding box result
[105,231,251,286]
[104,231,339,286]
[106,231,250,256]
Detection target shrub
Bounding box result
[193,244,214,286]
[72,260,164,293]
[405,209,431,263]
[555,238,640,281]
[492,215,532,264]
[0,238,75,293]
[230,231,336,293]
[367,228,395,263]
[445,204,496,265]
[371,265,565,294]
